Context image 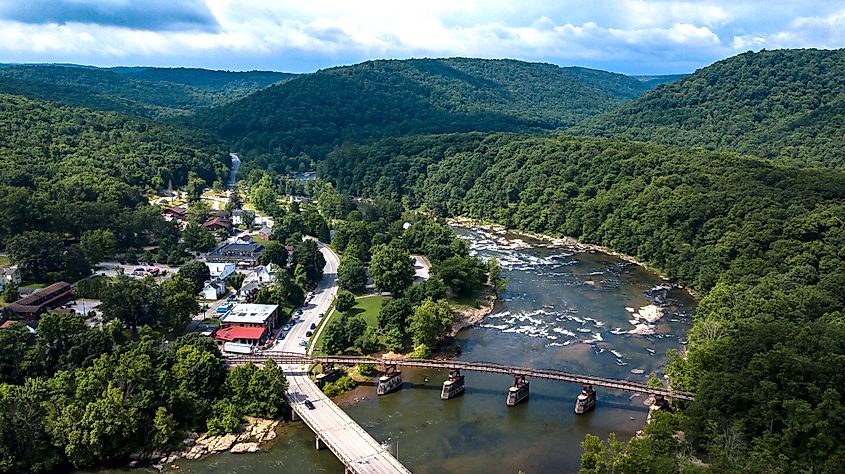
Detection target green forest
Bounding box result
[197,58,671,158]
[574,49,845,168]
[0,65,291,119]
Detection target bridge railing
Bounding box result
[226,352,695,401]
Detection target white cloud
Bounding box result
[0,1,843,73]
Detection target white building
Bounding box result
[0,265,21,292]
[205,262,235,280]
[199,279,227,300]
[231,209,255,226]
[220,303,280,331]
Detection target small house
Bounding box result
[214,325,268,348]
[0,265,21,292]
[199,279,227,300]
[202,216,232,233]
[258,226,272,240]
[205,262,236,280]
[161,206,187,222]
[231,209,255,226]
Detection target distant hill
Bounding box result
[0,64,292,119]
[197,57,677,158]
[574,49,845,168]
[0,93,227,243]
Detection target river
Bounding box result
[166,226,695,474]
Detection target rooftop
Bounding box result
[220,303,278,324]
[214,325,266,341]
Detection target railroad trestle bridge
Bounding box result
[227,352,695,402]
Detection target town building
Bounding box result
[202,216,232,233]
[219,303,279,332]
[6,281,74,319]
[214,325,268,348]
[205,262,236,280]
[161,205,187,222]
[206,242,265,266]
[231,209,255,226]
[257,226,272,240]
[0,265,21,292]
[199,279,227,300]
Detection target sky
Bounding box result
[0,1,844,75]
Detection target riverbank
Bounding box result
[133,417,281,470]
[447,216,698,299]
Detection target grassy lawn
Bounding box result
[311,295,386,354]
[347,294,387,328]
[20,282,47,289]
[253,236,271,246]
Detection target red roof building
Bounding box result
[214,325,267,346]
[7,281,74,318]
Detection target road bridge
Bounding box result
[227,352,695,401]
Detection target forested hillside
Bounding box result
[575,49,845,168]
[319,132,845,471]
[0,65,290,119]
[198,58,672,158]
[0,93,227,247]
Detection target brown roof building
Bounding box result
[7,281,74,318]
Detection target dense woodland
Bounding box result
[197,58,668,158]
[0,50,843,472]
[575,49,845,168]
[0,65,290,119]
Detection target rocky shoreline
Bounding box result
[129,417,280,470]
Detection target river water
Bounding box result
[168,226,695,474]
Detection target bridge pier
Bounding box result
[377,365,402,395]
[506,375,529,406]
[315,436,327,450]
[291,408,301,421]
[574,384,597,414]
[441,369,465,400]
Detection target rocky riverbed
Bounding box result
[129,417,280,470]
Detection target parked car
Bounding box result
[282,324,291,331]
[305,330,312,337]
[310,323,316,330]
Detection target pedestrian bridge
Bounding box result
[228,352,695,400]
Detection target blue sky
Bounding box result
[0,1,843,74]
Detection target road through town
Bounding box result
[266,242,409,473]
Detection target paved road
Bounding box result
[266,243,409,474]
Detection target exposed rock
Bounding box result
[230,442,260,454]
[183,438,196,447]
[206,432,238,453]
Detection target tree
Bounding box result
[338,255,367,293]
[79,229,117,263]
[433,256,486,296]
[178,260,211,294]
[62,244,91,281]
[408,299,454,348]
[293,264,308,288]
[99,276,163,332]
[487,257,509,295]
[259,241,288,267]
[335,290,356,313]
[369,244,414,295]
[378,297,413,333]
[6,231,64,281]
[206,399,242,436]
[0,322,36,383]
[228,271,245,291]
[182,222,217,252]
[152,407,177,450]
[226,185,243,213]
[225,360,288,418]
[1,283,19,304]
[186,172,205,202]
[161,275,200,331]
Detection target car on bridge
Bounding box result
[310,322,316,330]
[303,399,315,410]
